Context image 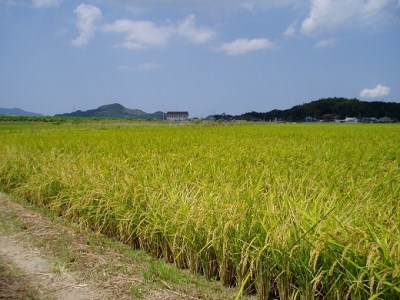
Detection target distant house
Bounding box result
[360,117,377,123]
[166,111,189,122]
[344,117,358,123]
[305,116,317,122]
[377,116,393,123]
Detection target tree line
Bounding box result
[213,98,400,122]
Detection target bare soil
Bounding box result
[0,255,41,300]
[0,233,99,300]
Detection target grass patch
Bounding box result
[143,259,190,286]
[0,211,28,234]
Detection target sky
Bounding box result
[0,0,399,117]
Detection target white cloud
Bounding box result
[72,4,102,47]
[283,23,296,38]
[177,15,216,44]
[217,38,276,55]
[360,84,391,98]
[241,2,256,12]
[315,38,337,48]
[32,0,61,8]
[301,0,398,34]
[103,20,173,49]
[301,0,358,33]
[103,15,215,49]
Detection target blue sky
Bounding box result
[1,0,399,117]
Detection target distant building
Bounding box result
[305,116,317,122]
[360,117,377,123]
[377,117,393,123]
[344,117,358,123]
[166,111,189,122]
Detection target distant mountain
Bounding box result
[0,107,43,116]
[214,98,400,122]
[55,103,165,120]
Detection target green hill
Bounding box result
[55,103,164,120]
[215,98,400,122]
[0,107,43,117]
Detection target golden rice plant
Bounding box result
[0,122,399,299]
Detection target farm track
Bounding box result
[0,193,200,300]
[0,232,99,300]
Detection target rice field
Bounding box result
[0,121,399,299]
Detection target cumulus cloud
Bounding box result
[216,38,276,55]
[360,84,391,98]
[103,20,173,49]
[301,0,398,34]
[315,38,337,48]
[72,4,102,47]
[103,15,215,49]
[283,23,297,38]
[177,15,216,44]
[241,2,256,12]
[32,0,61,8]
[301,0,359,33]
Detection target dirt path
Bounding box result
[0,193,214,300]
[0,232,99,300]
